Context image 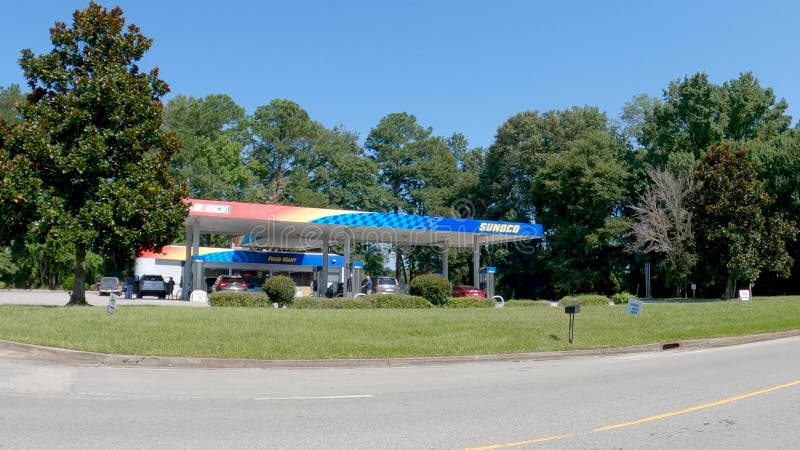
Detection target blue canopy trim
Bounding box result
[311,213,542,237]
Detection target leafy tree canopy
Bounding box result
[0,3,188,304]
[684,145,795,298]
[641,72,791,172]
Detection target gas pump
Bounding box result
[350,262,364,296]
[479,266,496,299]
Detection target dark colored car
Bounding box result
[212,275,248,292]
[97,276,123,296]
[373,276,400,294]
[452,285,486,298]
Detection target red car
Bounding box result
[452,285,486,297]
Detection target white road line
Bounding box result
[253,394,373,400]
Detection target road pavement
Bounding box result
[1,333,798,449]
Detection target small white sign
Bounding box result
[107,295,117,315]
[739,290,750,301]
[189,290,209,303]
[627,299,643,316]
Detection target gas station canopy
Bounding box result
[181,198,543,298]
[185,199,543,249]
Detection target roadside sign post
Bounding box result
[739,289,750,301]
[627,299,643,316]
[691,283,696,298]
[107,294,117,316]
[564,305,580,343]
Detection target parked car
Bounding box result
[212,275,248,292]
[452,285,486,298]
[373,276,400,294]
[137,274,168,299]
[97,276,123,296]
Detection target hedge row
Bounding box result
[209,291,270,307]
[558,294,610,306]
[293,294,433,309]
[504,299,554,307]
[447,297,495,308]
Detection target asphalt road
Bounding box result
[1,336,798,449]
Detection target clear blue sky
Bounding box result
[2,0,798,149]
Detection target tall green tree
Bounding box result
[285,126,386,210]
[641,72,791,173]
[684,145,795,298]
[480,106,623,298]
[365,113,460,281]
[245,99,323,203]
[163,94,253,201]
[748,130,800,293]
[532,130,632,295]
[0,84,25,127]
[0,3,188,305]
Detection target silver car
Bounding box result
[373,277,400,294]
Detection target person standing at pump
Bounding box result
[124,273,135,299]
[364,275,373,294]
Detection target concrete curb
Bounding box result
[2,329,799,369]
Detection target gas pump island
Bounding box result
[479,266,497,300]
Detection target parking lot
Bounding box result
[0,289,208,307]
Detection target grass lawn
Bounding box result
[1,296,799,360]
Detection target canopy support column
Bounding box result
[181,225,192,299]
[191,225,200,294]
[318,234,330,298]
[472,235,480,288]
[344,234,352,297]
[441,244,449,282]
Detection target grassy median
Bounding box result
[1,296,799,359]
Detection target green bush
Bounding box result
[60,275,92,291]
[448,296,495,308]
[559,294,610,307]
[367,294,433,308]
[505,299,553,307]
[291,296,372,309]
[209,291,270,307]
[291,294,432,309]
[611,292,636,304]
[263,275,296,305]
[409,274,451,306]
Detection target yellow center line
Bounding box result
[461,434,574,450]
[594,378,800,432]
[462,378,800,449]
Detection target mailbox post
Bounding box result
[564,305,580,343]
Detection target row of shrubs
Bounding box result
[208,274,638,308]
[208,292,498,309]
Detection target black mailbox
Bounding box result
[564,305,580,314]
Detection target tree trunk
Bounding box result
[725,276,736,300]
[395,246,403,282]
[68,245,88,306]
